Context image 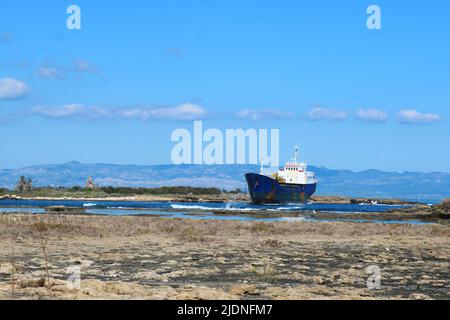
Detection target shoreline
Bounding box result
[1,203,446,226]
[0,194,422,205]
[1,194,443,224]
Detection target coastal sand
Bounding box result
[0,214,449,300]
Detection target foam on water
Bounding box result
[170,204,216,210]
[170,203,256,211]
[83,203,97,207]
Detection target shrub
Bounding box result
[432,199,450,219]
[99,186,222,196]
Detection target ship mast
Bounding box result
[260,156,264,174]
[294,146,299,165]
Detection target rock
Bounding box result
[410,293,431,300]
[351,198,419,205]
[0,262,14,273]
[0,195,22,200]
[52,283,79,293]
[312,276,325,284]
[17,277,46,289]
[228,284,259,296]
[217,256,227,264]
[70,259,94,268]
[432,199,450,219]
[177,286,237,300]
[45,206,86,215]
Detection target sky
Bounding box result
[0,0,449,172]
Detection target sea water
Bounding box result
[0,199,430,224]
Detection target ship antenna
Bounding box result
[260,156,264,174]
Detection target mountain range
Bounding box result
[1,161,449,201]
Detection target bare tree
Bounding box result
[32,222,52,294]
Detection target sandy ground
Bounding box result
[0,214,449,300]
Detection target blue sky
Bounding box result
[0,0,449,172]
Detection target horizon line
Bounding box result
[1,160,448,175]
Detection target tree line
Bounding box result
[0,186,244,195]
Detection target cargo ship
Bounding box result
[245,147,317,204]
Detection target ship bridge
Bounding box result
[274,147,316,185]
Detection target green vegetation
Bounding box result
[99,186,222,195]
[0,186,245,198]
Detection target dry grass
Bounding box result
[31,222,52,293]
[0,213,449,242]
[0,213,449,300]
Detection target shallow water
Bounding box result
[0,199,430,225]
[0,199,411,212]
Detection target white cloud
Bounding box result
[31,103,207,121]
[356,108,388,122]
[75,59,97,73]
[308,107,347,121]
[0,77,29,99]
[33,104,110,120]
[36,66,64,79]
[236,109,293,121]
[119,103,208,121]
[397,109,441,124]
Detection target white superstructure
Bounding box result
[272,147,316,185]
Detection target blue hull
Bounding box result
[245,173,316,204]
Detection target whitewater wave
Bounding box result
[358,203,410,207]
[220,207,255,212]
[268,206,305,211]
[170,204,214,211]
[83,203,97,207]
[170,204,257,212]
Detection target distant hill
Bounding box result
[1,161,449,201]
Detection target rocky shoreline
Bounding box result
[0,193,424,205]
[2,193,448,224]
